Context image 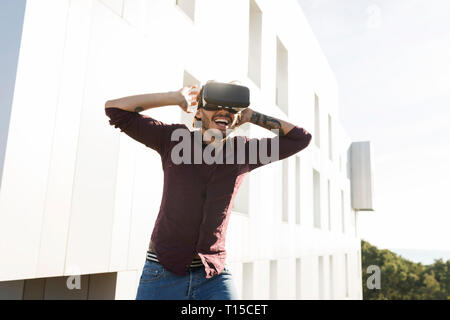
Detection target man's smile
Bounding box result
[212,115,232,129]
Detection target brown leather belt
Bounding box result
[149,241,201,260]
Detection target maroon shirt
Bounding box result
[105,107,312,278]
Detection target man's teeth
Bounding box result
[214,119,229,125]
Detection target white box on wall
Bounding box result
[350,141,375,211]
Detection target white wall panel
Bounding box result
[226,213,245,261]
[36,0,95,279]
[252,260,269,300]
[275,258,292,300]
[0,0,70,281]
[64,2,128,276]
[114,270,138,300]
[227,261,243,300]
[65,2,131,274]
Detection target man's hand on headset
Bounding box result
[177,85,200,114]
[229,107,253,130]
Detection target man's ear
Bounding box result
[193,109,202,128]
[194,108,202,121]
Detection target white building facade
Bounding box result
[0,0,374,299]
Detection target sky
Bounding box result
[298,0,450,251]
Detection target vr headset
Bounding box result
[199,82,250,114]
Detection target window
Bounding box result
[282,159,288,222]
[341,190,345,233]
[344,253,349,297]
[276,37,288,114]
[248,0,262,87]
[242,262,253,299]
[329,255,334,299]
[318,256,324,299]
[232,125,250,214]
[296,258,301,299]
[357,250,362,299]
[327,179,331,231]
[328,114,333,160]
[176,0,195,21]
[295,157,301,224]
[232,174,250,215]
[269,260,277,299]
[314,94,320,148]
[313,169,321,229]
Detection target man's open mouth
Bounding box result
[213,117,231,129]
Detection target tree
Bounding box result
[361,239,449,300]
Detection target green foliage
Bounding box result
[361,239,450,300]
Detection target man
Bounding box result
[104,81,312,300]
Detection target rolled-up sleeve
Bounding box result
[247,126,312,172]
[105,107,173,156]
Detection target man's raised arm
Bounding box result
[105,86,199,113]
[104,86,199,155]
[235,107,312,171]
[246,109,295,136]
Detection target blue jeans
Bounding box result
[135,259,239,300]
